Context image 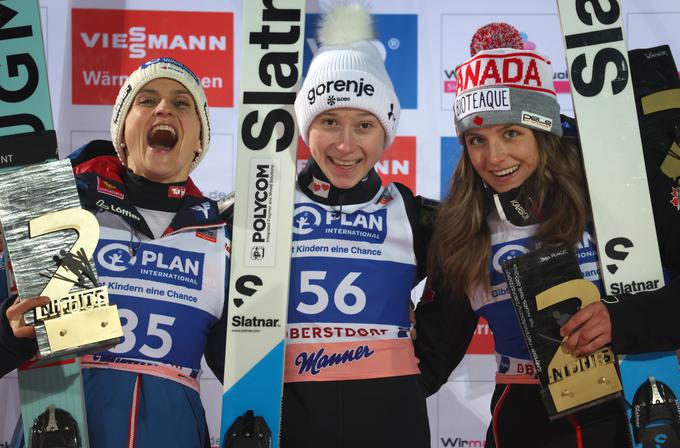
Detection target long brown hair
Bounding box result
[428,130,590,297]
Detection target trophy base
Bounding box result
[545,346,623,418]
[36,305,123,358]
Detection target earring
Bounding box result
[196,147,202,154]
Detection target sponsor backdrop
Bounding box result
[1,0,678,446]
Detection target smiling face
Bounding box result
[122,78,201,183]
[463,124,540,193]
[307,108,386,190]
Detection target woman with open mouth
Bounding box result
[1,57,229,448]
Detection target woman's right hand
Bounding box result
[5,296,50,339]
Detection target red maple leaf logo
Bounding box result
[671,187,680,211]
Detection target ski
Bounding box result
[219,1,305,447]
[556,1,680,446]
[1,1,87,447]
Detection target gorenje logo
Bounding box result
[307,77,374,105]
[96,240,204,290]
[303,14,417,109]
[292,203,388,243]
[71,9,233,106]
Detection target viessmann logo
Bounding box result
[71,9,233,106]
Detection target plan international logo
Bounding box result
[96,240,204,290]
[292,203,388,244]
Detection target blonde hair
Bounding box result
[428,131,589,297]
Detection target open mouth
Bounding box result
[147,124,178,151]
[492,165,519,177]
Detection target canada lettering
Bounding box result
[455,57,542,95]
[241,0,302,152]
[565,0,627,97]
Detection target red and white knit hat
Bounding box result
[454,23,562,137]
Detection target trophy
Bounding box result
[0,159,122,357]
[502,245,622,418]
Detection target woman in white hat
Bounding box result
[282,3,477,447]
[1,57,229,448]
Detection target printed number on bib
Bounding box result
[108,308,176,358]
[297,271,366,315]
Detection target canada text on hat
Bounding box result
[453,23,562,137]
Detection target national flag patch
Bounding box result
[671,186,680,211]
[168,185,186,199]
[196,229,217,243]
[310,176,331,199]
[97,177,124,199]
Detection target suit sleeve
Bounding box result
[413,285,479,396]
[203,225,230,383]
[606,275,680,354]
[0,295,38,377]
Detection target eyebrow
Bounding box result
[319,111,376,118]
[466,124,516,138]
[137,88,192,96]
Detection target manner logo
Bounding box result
[303,13,417,109]
[96,240,204,290]
[71,9,233,106]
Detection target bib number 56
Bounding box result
[296,271,366,315]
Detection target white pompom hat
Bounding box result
[294,2,400,148]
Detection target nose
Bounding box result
[336,126,355,153]
[153,97,174,116]
[488,138,506,164]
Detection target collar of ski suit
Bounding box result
[483,183,538,227]
[69,140,224,238]
[297,159,383,207]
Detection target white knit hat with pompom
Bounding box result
[294,2,400,148]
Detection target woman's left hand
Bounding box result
[6,296,50,339]
[560,301,612,357]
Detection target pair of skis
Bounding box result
[219,1,306,447]
[1,1,90,447]
[557,1,680,446]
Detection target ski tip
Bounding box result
[470,22,524,56]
